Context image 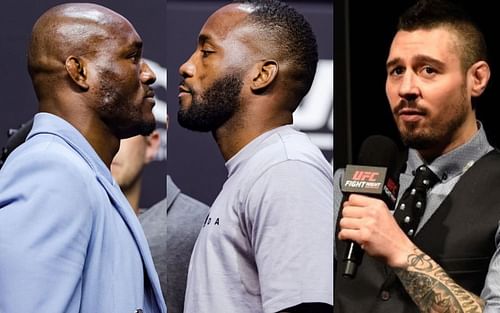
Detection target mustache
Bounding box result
[179,80,194,94]
[144,88,155,98]
[393,100,427,115]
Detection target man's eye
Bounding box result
[389,67,404,76]
[201,50,214,57]
[422,66,436,74]
[128,52,141,63]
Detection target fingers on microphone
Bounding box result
[341,205,366,218]
[339,215,359,229]
[338,227,370,246]
[348,194,384,206]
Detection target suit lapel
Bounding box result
[96,174,165,311]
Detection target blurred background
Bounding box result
[0,0,332,208]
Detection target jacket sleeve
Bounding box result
[0,145,94,312]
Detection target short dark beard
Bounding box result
[398,82,469,151]
[96,70,155,138]
[177,73,243,132]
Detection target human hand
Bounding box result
[338,194,416,268]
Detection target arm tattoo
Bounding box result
[394,249,485,313]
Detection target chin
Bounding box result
[141,120,157,136]
[178,99,192,111]
[116,123,153,139]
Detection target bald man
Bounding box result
[0,3,166,313]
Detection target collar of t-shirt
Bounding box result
[224,124,295,177]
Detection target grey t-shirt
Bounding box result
[183,125,334,313]
[140,176,209,313]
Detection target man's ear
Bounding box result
[65,56,89,90]
[470,60,490,97]
[250,60,278,92]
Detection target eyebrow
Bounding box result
[198,34,210,45]
[386,55,446,70]
[386,58,402,70]
[121,39,143,56]
[131,40,143,49]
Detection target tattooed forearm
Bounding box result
[394,249,485,313]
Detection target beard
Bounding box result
[397,83,469,150]
[96,70,156,138]
[177,73,243,132]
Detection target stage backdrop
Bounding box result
[0,0,332,208]
[166,0,333,205]
[0,0,167,208]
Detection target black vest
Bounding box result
[334,150,500,313]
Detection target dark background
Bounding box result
[334,0,500,170]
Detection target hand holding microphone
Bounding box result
[338,135,404,278]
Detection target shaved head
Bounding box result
[26,3,157,142]
[23,2,157,166]
[28,3,133,96]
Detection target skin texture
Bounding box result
[338,26,490,312]
[178,4,294,161]
[28,3,157,167]
[177,72,243,132]
[111,131,161,213]
[386,28,487,161]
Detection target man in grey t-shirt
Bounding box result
[177,1,333,312]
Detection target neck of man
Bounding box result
[39,99,120,168]
[417,117,479,162]
[213,111,293,161]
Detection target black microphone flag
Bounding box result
[340,135,401,279]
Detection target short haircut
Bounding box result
[397,0,487,71]
[233,0,318,109]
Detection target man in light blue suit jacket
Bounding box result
[0,3,166,313]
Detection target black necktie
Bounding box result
[394,165,439,238]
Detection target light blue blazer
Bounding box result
[0,113,167,313]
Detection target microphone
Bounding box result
[341,135,401,279]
